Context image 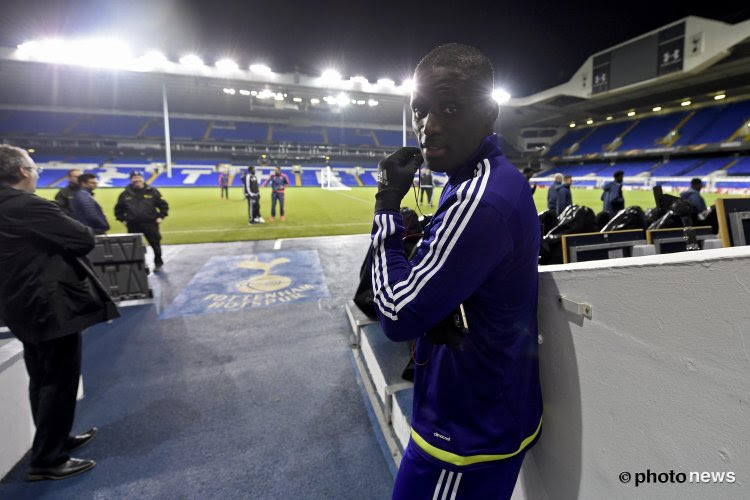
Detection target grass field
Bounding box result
[36,186,744,245]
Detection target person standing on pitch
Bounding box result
[556,174,573,216]
[114,171,169,272]
[262,166,290,221]
[370,43,542,499]
[72,173,110,234]
[218,168,230,199]
[419,165,435,207]
[242,166,264,224]
[601,170,625,216]
[0,145,119,481]
[547,173,562,211]
[523,167,537,195]
[54,168,82,217]
[680,177,707,220]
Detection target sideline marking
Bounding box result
[274,239,284,250]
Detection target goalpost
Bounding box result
[320,166,351,190]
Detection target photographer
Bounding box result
[370,44,542,499]
[0,145,119,481]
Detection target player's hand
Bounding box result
[375,147,423,212]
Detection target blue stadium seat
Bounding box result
[672,107,724,146]
[596,161,655,177]
[690,100,750,144]
[72,115,149,137]
[0,110,80,135]
[576,122,631,155]
[619,112,688,150]
[274,126,324,144]
[683,157,733,176]
[328,128,375,147]
[210,122,268,142]
[725,157,750,176]
[649,158,703,176]
[546,128,588,157]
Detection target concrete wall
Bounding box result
[514,246,750,499]
[0,338,35,477]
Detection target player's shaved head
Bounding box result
[416,43,494,98]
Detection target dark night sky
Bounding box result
[1,0,748,97]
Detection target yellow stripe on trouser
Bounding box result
[410,416,542,467]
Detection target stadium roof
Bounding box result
[500,16,750,132]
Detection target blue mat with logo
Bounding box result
[160,250,330,319]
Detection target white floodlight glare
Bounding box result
[606,116,613,121]
[17,38,133,69]
[323,95,335,104]
[492,88,511,105]
[350,75,369,85]
[336,93,350,106]
[377,78,395,87]
[320,69,342,85]
[215,58,239,73]
[681,100,691,106]
[586,119,594,125]
[257,89,275,99]
[310,98,321,104]
[222,88,236,95]
[367,99,379,107]
[652,106,662,112]
[239,89,251,96]
[569,123,576,128]
[627,111,636,117]
[179,54,204,68]
[356,100,366,105]
[714,93,726,100]
[250,90,258,96]
[401,78,415,93]
[274,93,284,101]
[137,50,169,70]
[292,97,303,102]
[249,63,272,75]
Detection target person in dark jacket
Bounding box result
[556,175,573,216]
[680,178,707,219]
[419,166,434,206]
[242,166,264,224]
[54,168,82,217]
[72,173,109,235]
[601,170,625,216]
[523,167,537,195]
[0,145,119,481]
[547,173,562,210]
[114,171,169,271]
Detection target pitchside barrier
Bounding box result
[716,197,750,246]
[561,229,646,264]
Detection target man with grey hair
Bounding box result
[0,145,118,480]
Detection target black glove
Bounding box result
[375,147,423,212]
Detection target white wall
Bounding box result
[0,338,35,477]
[514,246,750,499]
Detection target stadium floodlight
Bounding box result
[350,75,369,85]
[292,97,303,102]
[320,69,342,85]
[652,106,662,112]
[17,38,133,69]
[27,148,35,153]
[137,50,169,70]
[310,98,321,104]
[681,100,691,107]
[257,89,274,99]
[250,63,272,75]
[714,93,726,100]
[179,54,204,68]
[336,93,350,107]
[215,58,239,73]
[222,88,236,95]
[367,99,379,107]
[586,118,594,125]
[274,93,284,101]
[239,89,251,96]
[377,78,395,88]
[569,123,576,128]
[492,88,511,105]
[627,111,636,117]
[250,90,258,96]
[356,100,366,105]
[401,78,415,93]
[606,116,613,121]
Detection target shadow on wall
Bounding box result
[519,275,583,500]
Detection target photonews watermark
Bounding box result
[619,470,736,487]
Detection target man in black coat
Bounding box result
[0,145,119,481]
[72,173,110,235]
[114,171,169,271]
[54,168,82,217]
[242,165,263,224]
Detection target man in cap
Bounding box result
[114,171,169,271]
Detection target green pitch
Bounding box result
[35,186,741,245]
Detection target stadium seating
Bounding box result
[575,121,631,155]
[273,125,325,144]
[648,158,702,176]
[210,121,268,142]
[546,128,588,157]
[72,115,149,137]
[726,156,750,175]
[689,100,750,144]
[618,112,688,150]
[671,107,725,146]
[683,157,733,176]
[595,161,656,177]
[327,128,375,147]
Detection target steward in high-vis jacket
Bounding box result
[114,170,169,271]
[0,145,119,481]
[371,44,542,500]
